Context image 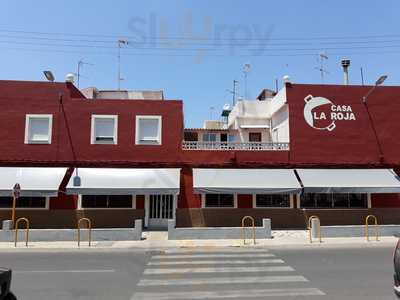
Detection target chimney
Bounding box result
[341,59,350,85]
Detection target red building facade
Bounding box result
[0,80,400,229]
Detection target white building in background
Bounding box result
[183,88,290,150]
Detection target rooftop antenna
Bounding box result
[117,39,129,90]
[209,106,215,120]
[314,52,329,82]
[243,63,251,99]
[226,80,239,106]
[76,59,93,88]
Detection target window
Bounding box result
[81,195,133,209]
[136,116,162,145]
[228,134,237,142]
[204,194,234,207]
[184,131,198,142]
[25,114,53,144]
[91,115,118,144]
[249,132,262,142]
[0,196,47,209]
[256,194,290,208]
[202,132,217,142]
[300,193,368,208]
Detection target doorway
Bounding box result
[145,194,176,229]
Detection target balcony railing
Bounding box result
[182,141,289,151]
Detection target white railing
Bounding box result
[182,141,289,151]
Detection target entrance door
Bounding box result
[147,194,175,229]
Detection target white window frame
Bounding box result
[201,193,238,208]
[135,115,162,145]
[90,115,118,145]
[24,114,53,144]
[0,196,49,210]
[77,194,136,210]
[253,194,294,209]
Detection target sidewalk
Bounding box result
[0,230,397,251]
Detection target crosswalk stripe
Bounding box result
[151,253,275,259]
[130,288,325,299]
[144,265,294,275]
[138,275,308,286]
[148,259,284,266]
[164,249,268,254]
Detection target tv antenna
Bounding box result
[243,63,251,99]
[226,80,239,106]
[117,39,129,90]
[315,52,329,82]
[76,59,93,88]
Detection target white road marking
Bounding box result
[151,253,275,259]
[164,249,268,254]
[131,288,325,299]
[148,259,284,265]
[138,275,308,286]
[14,269,116,274]
[144,265,294,275]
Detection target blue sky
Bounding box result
[0,0,399,127]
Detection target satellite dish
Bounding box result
[43,71,55,82]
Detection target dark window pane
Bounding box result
[82,195,132,208]
[205,194,234,207]
[184,131,198,141]
[256,194,290,207]
[219,194,234,207]
[17,197,46,208]
[205,194,219,207]
[349,194,368,208]
[108,195,132,208]
[0,197,13,208]
[333,194,349,208]
[300,194,316,208]
[82,195,107,208]
[315,194,331,208]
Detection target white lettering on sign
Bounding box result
[303,95,356,131]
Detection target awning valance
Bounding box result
[0,167,68,197]
[296,169,400,193]
[66,168,180,195]
[193,168,302,194]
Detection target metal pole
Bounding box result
[117,41,121,90]
[11,195,16,228]
[360,67,364,86]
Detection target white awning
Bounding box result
[297,169,400,193]
[193,169,301,194]
[240,124,270,129]
[66,168,180,195]
[0,167,68,197]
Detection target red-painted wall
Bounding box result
[237,194,253,208]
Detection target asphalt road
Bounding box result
[0,244,397,300]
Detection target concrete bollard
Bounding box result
[262,218,272,238]
[311,218,320,239]
[2,220,13,230]
[133,219,143,240]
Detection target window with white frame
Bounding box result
[202,132,217,142]
[80,195,134,208]
[0,196,48,209]
[255,194,290,208]
[91,115,118,144]
[25,114,53,144]
[300,193,368,208]
[135,116,162,145]
[204,194,234,207]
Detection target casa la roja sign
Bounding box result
[303,94,356,131]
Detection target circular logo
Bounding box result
[303,95,336,131]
